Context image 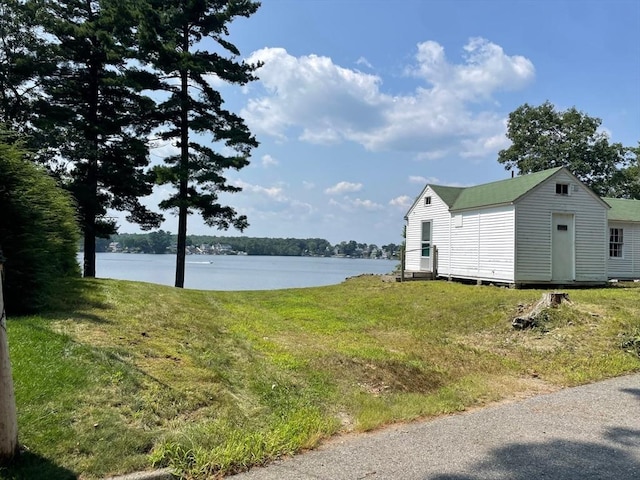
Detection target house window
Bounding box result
[421,221,431,257]
[557,224,568,231]
[424,196,432,206]
[555,183,569,195]
[610,228,624,258]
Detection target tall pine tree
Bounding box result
[138,0,260,288]
[35,0,163,277]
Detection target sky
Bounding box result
[117,0,640,247]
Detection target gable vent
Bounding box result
[571,184,579,193]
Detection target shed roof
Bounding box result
[429,167,563,211]
[603,197,640,222]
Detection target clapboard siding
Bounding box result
[478,207,515,281]
[608,221,640,279]
[405,186,451,272]
[449,206,515,281]
[515,170,608,282]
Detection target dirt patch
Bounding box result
[317,355,445,395]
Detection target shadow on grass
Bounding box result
[41,277,112,324]
[429,427,640,480]
[0,450,77,480]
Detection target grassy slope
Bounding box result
[2,277,640,479]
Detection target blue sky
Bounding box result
[123,0,640,247]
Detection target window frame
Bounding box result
[555,183,569,195]
[609,228,624,258]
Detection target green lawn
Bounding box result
[2,276,639,479]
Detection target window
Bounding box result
[610,228,624,258]
[421,221,431,257]
[424,196,432,206]
[555,183,569,195]
[557,224,568,231]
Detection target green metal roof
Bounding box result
[603,197,640,222]
[430,185,464,208]
[444,167,563,211]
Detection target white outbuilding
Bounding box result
[403,166,635,286]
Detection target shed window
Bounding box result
[421,221,431,257]
[555,183,569,195]
[610,228,624,258]
[424,196,432,206]
[557,224,568,231]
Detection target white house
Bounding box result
[404,167,640,286]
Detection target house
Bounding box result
[603,197,640,280]
[404,166,639,286]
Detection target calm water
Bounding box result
[85,253,397,290]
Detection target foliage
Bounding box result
[0,132,79,314]
[33,0,163,277]
[4,277,639,478]
[498,101,636,197]
[100,233,400,258]
[0,0,54,133]
[136,0,261,287]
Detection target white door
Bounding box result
[552,213,575,282]
[420,221,432,271]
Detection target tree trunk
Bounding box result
[174,25,190,289]
[0,262,19,464]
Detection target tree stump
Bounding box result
[512,292,570,329]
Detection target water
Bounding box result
[84,253,398,290]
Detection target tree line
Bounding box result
[96,232,401,259]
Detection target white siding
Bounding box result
[515,170,608,283]
[608,221,640,279]
[405,187,451,273]
[449,205,515,282]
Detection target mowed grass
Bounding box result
[2,276,640,479]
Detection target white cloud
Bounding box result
[324,181,363,195]
[302,181,315,190]
[242,39,534,160]
[356,56,373,69]
[389,195,413,208]
[261,154,279,167]
[329,196,383,212]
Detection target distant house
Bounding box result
[404,167,640,286]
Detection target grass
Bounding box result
[2,276,639,479]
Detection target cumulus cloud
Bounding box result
[389,195,413,208]
[242,39,534,160]
[261,154,279,167]
[324,181,363,195]
[329,196,383,212]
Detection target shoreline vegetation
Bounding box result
[87,232,401,259]
[3,276,640,479]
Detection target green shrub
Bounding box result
[0,132,80,314]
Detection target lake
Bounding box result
[86,253,398,290]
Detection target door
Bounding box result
[552,213,574,282]
[420,221,432,271]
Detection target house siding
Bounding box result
[449,205,515,282]
[515,170,608,283]
[405,186,451,273]
[608,221,640,279]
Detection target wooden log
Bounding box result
[0,259,19,464]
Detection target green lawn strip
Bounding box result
[3,277,640,479]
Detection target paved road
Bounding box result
[229,374,640,480]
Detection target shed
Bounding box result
[603,197,640,280]
[404,167,611,285]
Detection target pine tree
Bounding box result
[138,0,260,287]
[35,0,163,277]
